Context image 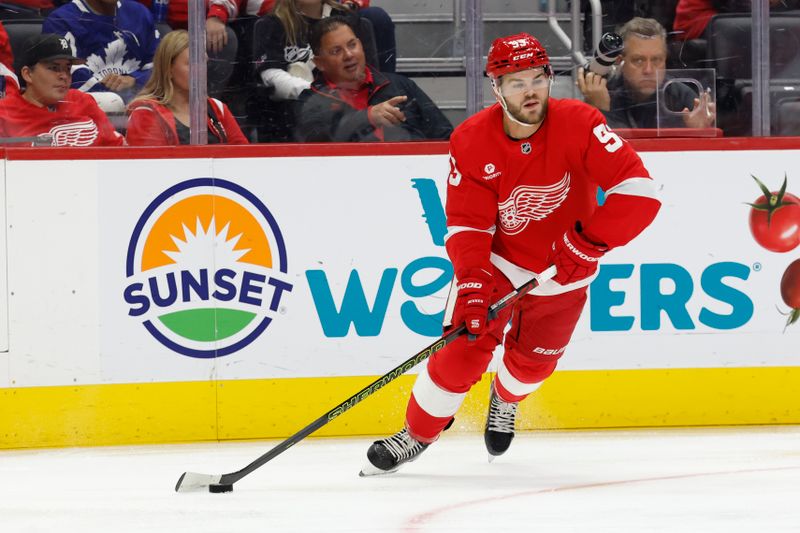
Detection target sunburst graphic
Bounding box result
[157,216,257,344]
[125,178,292,359]
[163,216,251,266]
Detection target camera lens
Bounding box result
[585,32,624,76]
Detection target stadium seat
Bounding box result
[208,25,237,97]
[705,13,800,135]
[775,96,800,136]
[737,82,800,136]
[155,21,171,39]
[706,13,800,80]
[0,2,42,21]
[2,18,42,74]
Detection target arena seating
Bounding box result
[706,13,800,135]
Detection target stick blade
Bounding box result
[358,461,397,477]
[175,472,223,492]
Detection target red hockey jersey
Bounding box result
[0,90,124,147]
[0,21,18,99]
[445,99,660,294]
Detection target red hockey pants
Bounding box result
[406,266,587,443]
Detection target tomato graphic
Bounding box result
[781,259,800,329]
[747,174,800,253]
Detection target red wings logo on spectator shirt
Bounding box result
[47,120,99,147]
[498,172,571,234]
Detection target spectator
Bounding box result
[258,0,396,73]
[0,22,20,98]
[136,0,269,54]
[126,30,248,145]
[581,1,679,45]
[43,0,160,103]
[294,17,452,142]
[673,0,799,41]
[254,0,379,102]
[0,34,124,146]
[576,17,716,129]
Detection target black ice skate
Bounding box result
[359,428,429,477]
[484,384,519,462]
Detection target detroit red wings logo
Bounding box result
[46,119,99,146]
[498,172,571,234]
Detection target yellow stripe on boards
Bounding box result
[215,375,416,440]
[0,381,217,449]
[2,367,799,449]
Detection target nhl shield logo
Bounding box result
[521,142,532,154]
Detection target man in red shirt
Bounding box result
[360,33,661,475]
[0,34,124,146]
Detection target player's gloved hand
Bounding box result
[452,268,494,336]
[549,223,607,285]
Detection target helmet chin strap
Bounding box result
[490,76,553,128]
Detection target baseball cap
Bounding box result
[20,33,85,70]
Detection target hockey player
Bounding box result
[361,33,661,475]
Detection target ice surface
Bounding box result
[2,426,799,532]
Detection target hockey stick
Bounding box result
[175,265,556,493]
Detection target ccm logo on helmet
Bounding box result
[458,282,484,290]
[512,52,535,61]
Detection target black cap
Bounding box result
[20,33,85,71]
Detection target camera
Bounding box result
[585,32,624,76]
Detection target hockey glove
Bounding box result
[549,223,607,285]
[452,268,494,336]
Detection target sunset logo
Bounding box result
[124,178,293,358]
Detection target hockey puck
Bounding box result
[209,483,234,493]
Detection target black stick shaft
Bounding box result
[210,269,551,487]
[217,325,465,485]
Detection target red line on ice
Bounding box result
[402,465,800,531]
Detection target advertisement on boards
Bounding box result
[90,150,800,383]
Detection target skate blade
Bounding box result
[488,454,496,463]
[358,461,398,477]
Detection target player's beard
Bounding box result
[506,95,548,126]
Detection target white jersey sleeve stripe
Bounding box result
[411,365,466,418]
[444,225,496,243]
[604,177,659,200]
[497,359,544,397]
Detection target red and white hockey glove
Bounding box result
[549,224,607,285]
[452,268,494,336]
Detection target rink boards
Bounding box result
[1,140,799,448]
